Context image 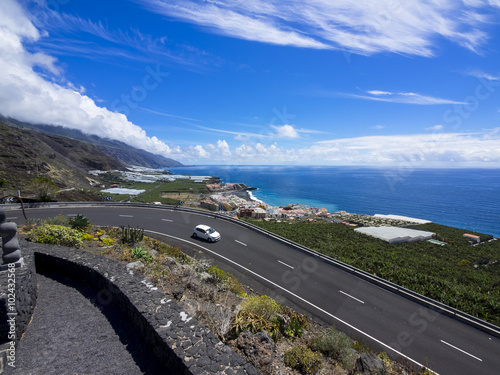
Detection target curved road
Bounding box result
[7,205,500,375]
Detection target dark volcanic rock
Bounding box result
[236,331,274,368]
[355,353,385,374]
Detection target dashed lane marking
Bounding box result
[278,260,294,270]
[440,340,482,362]
[339,290,365,304]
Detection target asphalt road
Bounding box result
[7,205,500,375]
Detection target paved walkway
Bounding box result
[14,270,164,375]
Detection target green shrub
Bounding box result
[458,259,470,267]
[81,232,93,241]
[276,305,309,338]
[23,218,42,231]
[207,266,247,296]
[231,310,282,341]
[131,247,153,262]
[31,176,57,202]
[69,214,91,230]
[239,295,281,320]
[310,327,357,370]
[28,225,82,248]
[43,215,70,227]
[231,311,273,336]
[100,237,115,246]
[143,237,190,263]
[284,346,322,374]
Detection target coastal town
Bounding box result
[202,181,330,220]
[93,168,436,228]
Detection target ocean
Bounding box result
[169,166,500,237]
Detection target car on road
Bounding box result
[193,224,221,242]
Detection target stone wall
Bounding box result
[31,244,259,375]
[0,251,37,373]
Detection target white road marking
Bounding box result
[144,229,438,374]
[278,260,294,269]
[339,290,365,304]
[235,240,247,246]
[7,217,17,220]
[119,215,133,217]
[67,214,78,217]
[440,340,483,361]
[162,219,173,222]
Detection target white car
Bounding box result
[193,224,221,242]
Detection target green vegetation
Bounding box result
[239,295,281,320]
[231,295,309,341]
[100,236,115,247]
[207,265,247,296]
[120,225,144,245]
[31,176,57,201]
[283,346,323,375]
[248,220,500,326]
[131,247,153,262]
[28,224,83,247]
[310,327,357,370]
[99,178,210,205]
[231,311,280,340]
[68,214,91,231]
[142,237,190,263]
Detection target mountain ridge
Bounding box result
[0,117,182,195]
[0,116,183,169]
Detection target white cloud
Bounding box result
[28,4,213,68]
[188,145,210,158]
[426,125,444,131]
[366,90,392,96]
[138,0,329,50]
[180,130,500,166]
[139,0,500,56]
[208,140,232,158]
[343,90,467,105]
[466,70,500,81]
[309,130,500,166]
[0,0,178,158]
[140,108,201,122]
[271,124,300,138]
[198,123,311,140]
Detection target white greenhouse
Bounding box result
[354,226,435,244]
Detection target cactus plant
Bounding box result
[120,225,144,245]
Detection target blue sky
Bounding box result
[1,0,500,166]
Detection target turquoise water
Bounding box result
[170,166,500,237]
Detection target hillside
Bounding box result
[0,116,183,169]
[0,121,129,192]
